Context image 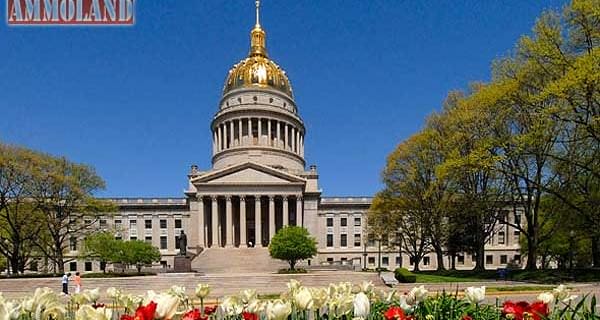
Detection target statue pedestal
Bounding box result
[173,255,192,273]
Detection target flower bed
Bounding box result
[0,281,597,320]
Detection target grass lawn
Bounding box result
[409,269,600,284]
[414,273,489,283]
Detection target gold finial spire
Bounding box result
[249,0,267,57]
[255,0,260,27]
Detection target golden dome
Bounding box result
[222,1,293,98]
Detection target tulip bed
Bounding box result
[1,282,598,320]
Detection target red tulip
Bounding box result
[462,315,473,320]
[384,306,406,320]
[242,312,258,320]
[204,305,217,316]
[182,308,209,320]
[502,301,549,320]
[121,301,157,320]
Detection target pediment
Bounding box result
[192,162,305,185]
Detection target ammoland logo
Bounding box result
[8,0,134,25]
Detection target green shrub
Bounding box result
[394,267,416,283]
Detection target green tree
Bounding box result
[81,232,119,272]
[268,226,317,271]
[116,240,161,273]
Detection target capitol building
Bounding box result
[69,3,521,274]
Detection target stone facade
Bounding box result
[64,4,521,273]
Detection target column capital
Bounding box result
[240,195,247,201]
[296,194,303,201]
[254,194,262,200]
[225,195,232,202]
[268,195,275,201]
[210,195,219,201]
[282,195,289,201]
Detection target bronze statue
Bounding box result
[178,230,187,256]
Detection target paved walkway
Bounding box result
[0,272,598,307]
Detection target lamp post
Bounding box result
[362,237,367,270]
[569,230,576,271]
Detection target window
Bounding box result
[99,219,107,228]
[84,219,92,225]
[30,260,38,271]
[160,236,167,249]
[354,217,361,226]
[368,234,375,247]
[129,220,137,228]
[175,236,180,249]
[382,257,389,266]
[85,262,92,271]
[457,255,465,265]
[382,235,389,246]
[115,219,122,226]
[115,236,122,241]
[130,236,137,241]
[409,257,415,265]
[160,219,167,229]
[69,237,77,251]
[514,255,521,264]
[368,257,375,265]
[498,231,505,245]
[175,219,182,229]
[515,213,521,225]
[145,220,152,229]
[498,210,508,223]
[326,258,334,263]
[160,261,167,268]
[327,234,333,247]
[423,256,430,266]
[500,255,508,264]
[486,255,493,265]
[340,218,347,227]
[514,230,520,242]
[69,262,77,271]
[354,234,361,247]
[340,234,347,247]
[326,218,333,227]
[395,256,401,266]
[145,236,152,244]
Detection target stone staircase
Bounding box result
[192,247,290,274]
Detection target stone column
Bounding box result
[283,196,289,227]
[267,119,272,146]
[276,121,281,148]
[255,195,262,247]
[296,129,300,154]
[225,196,233,247]
[229,121,234,149]
[269,196,275,242]
[258,118,262,145]
[284,123,289,150]
[198,196,205,247]
[296,196,303,227]
[300,134,304,157]
[240,196,247,247]
[238,119,242,146]
[218,125,223,152]
[292,128,296,153]
[247,118,252,145]
[212,131,217,155]
[222,124,227,150]
[211,196,219,247]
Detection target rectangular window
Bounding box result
[130,236,137,241]
[395,256,401,266]
[500,255,508,264]
[175,236,180,249]
[69,237,77,251]
[382,256,389,266]
[160,236,167,249]
[368,233,375,247]
[85,261,92,271]
[514,254,521,264]
[145,220,152,229]
[326,218,333,227]
[457,255,465,265]
[423,256,430,266]
[340,218,347,227]
[115,219,122,225]
[354,217,361,226]
[129,220,137,228]
[99,219,107,228]
[368,257,375,265]
[326,258,334,263]
[354,234,361,247]
[340,234,347,247]
[382,235,389,246]
[115,236,122,241]
[160,219,167,229]
[498,231,505,245]
[515,213,521,225]
[145,236,152,244]
[486,255,493,265]
[175,219,182,229]
[327,234,334,247]
[514,230,520,242]
[69,262,77,272]
[84,219,92,225]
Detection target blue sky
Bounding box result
[0,1,568,197]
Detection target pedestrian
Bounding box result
[74,272,82,293]
[62,272,71,295]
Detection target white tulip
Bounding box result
[407,286,428,304]
[309,288,328,309]
[266,300,292,320]
[106,287,121,299]
[195,284,211,299]
[0,301,21,320]
[358,281,374,295]
[247,299,265,313]
[294,287,314,310]
[353,292,370,319]
[537,292,555,304]
[552,284,577,303]
[286,280,302,293]
[240,289,257,304]
[220,296,243,316]
[75,305,112,320]
[154,293,179,319]
[464,286,486,304]
[83,288,101,303]
[398,295,413,313]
